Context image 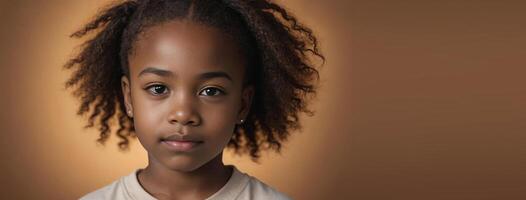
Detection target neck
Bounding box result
[138,152,232,199]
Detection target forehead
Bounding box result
[128,20,245,79]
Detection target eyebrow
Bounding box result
[138,67,232,82]
[198,71,232,82]
[138,67,174,77]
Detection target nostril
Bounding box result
[169,118,199,126]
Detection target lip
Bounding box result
[161,140,203,152]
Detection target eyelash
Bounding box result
[145,84,226,97]
[146,84,168,96]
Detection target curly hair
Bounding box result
[64,0,324,160]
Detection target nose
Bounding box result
[167,93,201,126]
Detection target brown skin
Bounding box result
[121,20,253,200]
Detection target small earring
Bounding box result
[239,119,244,124]
[127,110,132,116]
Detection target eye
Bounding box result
[146,84,168,96]
[199,87,225,96]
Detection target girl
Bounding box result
[65,0,324,199]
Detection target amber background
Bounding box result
[1,0,525,199]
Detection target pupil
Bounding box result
[155,86,164,93]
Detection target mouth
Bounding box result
[160,136,203,152]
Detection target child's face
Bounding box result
[121,20,252,172]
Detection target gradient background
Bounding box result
[1,0,525,199]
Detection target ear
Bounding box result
[121,76,133,118]
[238,85,254,122]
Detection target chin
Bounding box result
[162,154,209,172]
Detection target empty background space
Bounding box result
[0,0,524,199]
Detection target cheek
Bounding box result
[135,103,162,127]
[131,95,165,143]
[131,87,168,123]
[201,98,240,137]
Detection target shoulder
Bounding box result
[79,170,154,200]
[234,168,292,200]
[79,178,124,200]
[244,175,292,200]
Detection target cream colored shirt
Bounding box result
[79,165,291,200]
